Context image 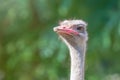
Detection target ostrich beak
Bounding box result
[53,26,79,35]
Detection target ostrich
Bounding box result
[53,20,88,80]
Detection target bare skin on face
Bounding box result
[54,20,88,44]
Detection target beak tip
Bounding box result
[53,27,57,32]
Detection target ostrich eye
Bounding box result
[75,24,85,33]
[77,26,83,30]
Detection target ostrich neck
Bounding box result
[68,43,86,80]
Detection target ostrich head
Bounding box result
[54,20,88,48]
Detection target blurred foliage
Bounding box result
[0,0,119,80]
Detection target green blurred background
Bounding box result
[0,0,120,80]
